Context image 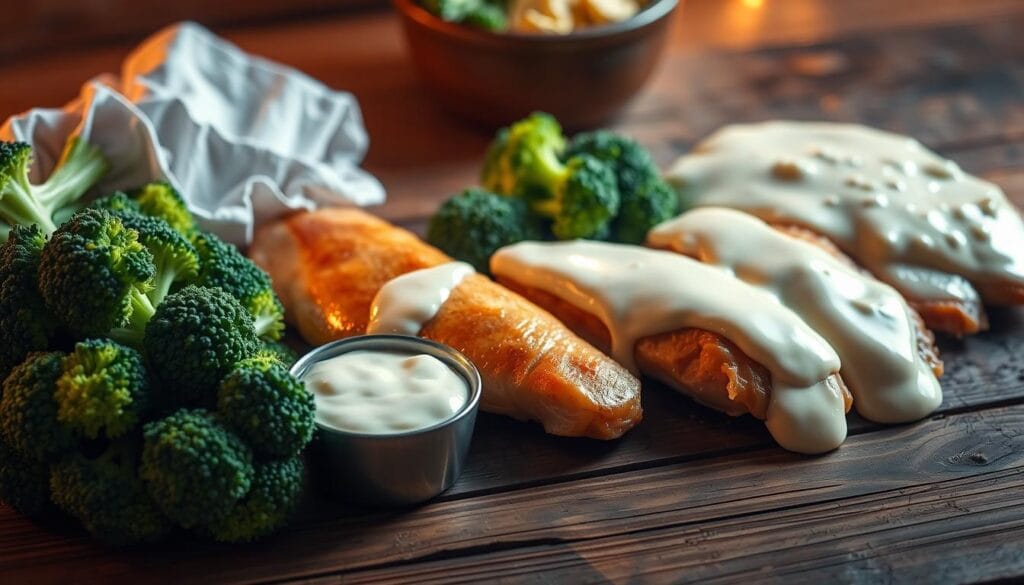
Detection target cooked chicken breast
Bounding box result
[249,208,642,440]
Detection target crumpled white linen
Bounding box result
[0,22,384,245]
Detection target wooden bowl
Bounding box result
[393,0,678,130]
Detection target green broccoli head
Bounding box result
[141,409,254,528]
[115,213,199,306]
[38,209,156,344]
[533,154,621,240]
[611,178,680,244]
[144,285,259,407]
[88,192,142,215]
[218,357,315,459]
[55,339,150,440]
[0,224,57,380]
[421,0,507,31]
[481,112,567,201]
[0,439,52,516]
[565,130,659,199]
[0,138,109,236]
[257,340,299,369]
[0,352,75,462]
[129,182,196,236]
[206,457,304,543]
[192,231,285,341]
[50,437,171,545]
[427,188,545,273]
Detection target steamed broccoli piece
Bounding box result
[258,340,299,368]
[141,409,254,528]
[0,225,57,380]
[481,112,567,201]
[611,178,680,244]
[0,352,75,462]
[207,457,304,543]
[566,131,680,243]
[218,357,315,459]
[50,438,171,545]
[531,155,620,240]
[0,439,51,516]
[192,231,285,341]
[55,339,150,440]
[144,285,259,406]
[116,213,199,306]
[480,114,621,239]
[38,209,156,344]
[129,182,196,236]
[427,188,545,273]
[0,138,109,236]
[88,192,142,215]
[422,0,507,31]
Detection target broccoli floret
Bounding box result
[144,285,258,406]
[141,409,254,528]
[0,352,75,462]
[0,225,57,380]
[427,188,545,273]
[38,209,156,344]
[206,457,304,543]
[257,340,299,368]
[0,138,109,236]
[0,439,51,516]
[218,357,315,459]
[129,182,196,236]
[481,112,567,201]
[531,154,620,240]
[566,131,680,243]
[115,213,199,306]
[611,178,680,244]
[421,0,507,31]
[192,231,285,341]
[50,438,170,545]
[55,339,150,440]
[88,192,142,215]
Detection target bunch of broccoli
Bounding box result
[0,139,315,546]
[427,112,680,273]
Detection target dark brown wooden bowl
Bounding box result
[393,0,678,130]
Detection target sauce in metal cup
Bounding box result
[291,335,481,507]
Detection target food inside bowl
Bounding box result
[419,0,646,33]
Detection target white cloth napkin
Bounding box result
[0,22,384,245]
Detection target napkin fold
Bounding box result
[1,22,384,245]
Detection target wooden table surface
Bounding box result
[3,1,1024,583]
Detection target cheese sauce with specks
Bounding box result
[649,208,942,424]
[491,241,848,454]
[667,121,1024,304]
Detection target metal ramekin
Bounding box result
[291,334,481,507]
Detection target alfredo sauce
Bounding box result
[367,262,475,336]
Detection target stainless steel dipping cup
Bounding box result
[291,335,481,507]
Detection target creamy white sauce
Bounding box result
[367,262,475,336]
[491,240,848,454]
[305,350,468,434]
[649,208,942,423]
[667,121,1024,303]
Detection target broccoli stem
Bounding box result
[34,138,110,216]
[109,289,157,346]
[1,175,57,233]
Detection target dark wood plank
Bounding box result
[4,401,1023,584]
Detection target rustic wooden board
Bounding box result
[2,9,1024,585]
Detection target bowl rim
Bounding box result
[292,334,483,440]
[393,0,679,44]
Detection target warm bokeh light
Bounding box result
[741,0,765,9]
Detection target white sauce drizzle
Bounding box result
[667,121,1024,303]
[491,241,848,454]
[305,350,468,434]
[367,262,475,336]
[649,208,942,423]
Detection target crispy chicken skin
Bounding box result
[249,208,642,440]
[496,279,853,420]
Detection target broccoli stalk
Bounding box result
[427,188,545,273]
[0,138,109,236]
[117,213,199,306]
